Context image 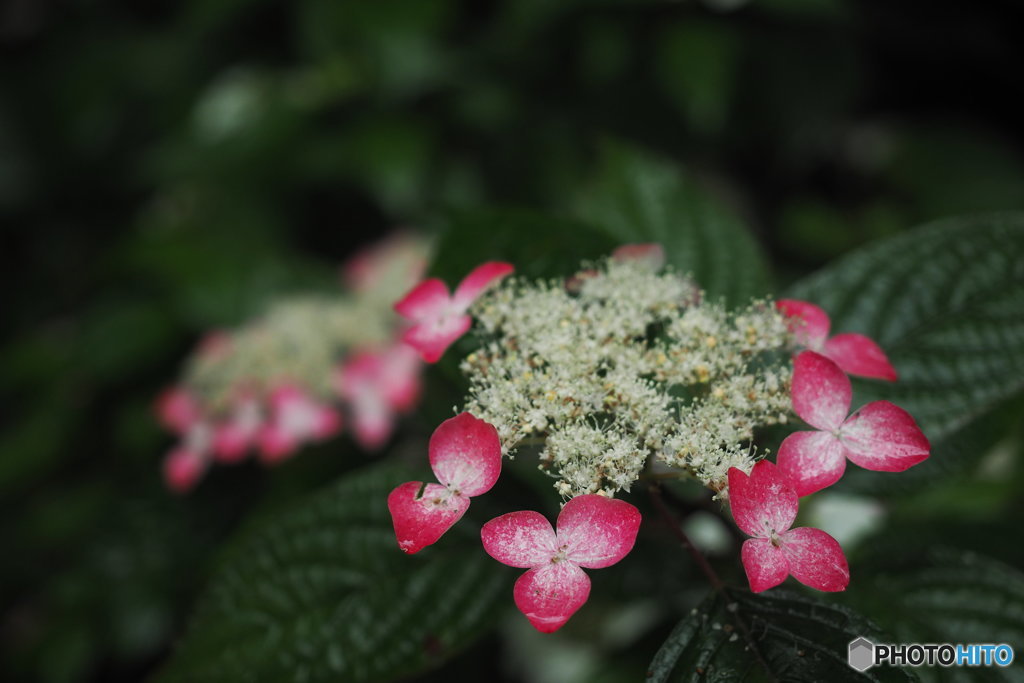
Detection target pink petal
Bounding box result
[402,314,472,363]
[776,431,847,497]
[791,351,851,431]
[452,261,514,309]
[611,243,666,269]
[824,333,898,382]
[776,299,830,347]
[212,422,253,463]
[393,278,452,321]
[337,351,381,390]
[556,495,642,569]
[481,511,557,568]
[741,538,790,593]
[428,413,502,497]
[343,233,428,294]
[351,393,394,450]
[387,481,470,554]
[163,447,206,493]
[310,405,342,440]
[257,424,298,464]
[727,461,798,538]
[780,527,849,592]
[268,384,304,410]
[155,387,201,434]
[513,562,591,633]
[839,401,930,472]
[267,385,340,442]
[379,344,422,411]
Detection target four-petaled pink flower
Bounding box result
[481,494,641,633]
[388,412,502,553]
[776,299,898,381]
[778,350,930,496]
[335,343,421,450]
[729,460,849,593]
[394,262,514,363]
[257,384,342,463]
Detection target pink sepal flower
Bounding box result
[778,351,930,496]
[155,386,202,434]
[612,243,666,269]
[481,494,641,633]
[212,395,264,463]
[729,461,849,593]
[163,447,208,493]
[342,233,427,294]
[337,344,422,450]
[776,299,897,381]
[394,261,514,363]
[388,413,502,554]
[258,385,342,463]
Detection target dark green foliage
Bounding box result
[648,589,917,683]
[157,464,507,682]
[841,547,1024,683]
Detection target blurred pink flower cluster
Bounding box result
[156,235,428,493]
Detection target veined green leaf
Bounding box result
[841,547,1024,683]
[575,141,772,305]
[648,588,916,682]
[157,464,506,683]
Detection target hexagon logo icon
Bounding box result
[848,637,875,672]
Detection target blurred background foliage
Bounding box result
[2,0,1023,681]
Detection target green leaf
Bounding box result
[429,206,618,282]
[841,547,1024,683]
[157,464,507,683]
[648,588,916,682]
[575,141,772,305]
[786,214,1024,492]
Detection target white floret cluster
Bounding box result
[460,257,796,497]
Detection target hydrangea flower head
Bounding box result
[481,494,641,632]
[729,460,849,593]
[388,413,502,553]
[776,299,897,381]
[394,261,514,363]
[777,350,930,496]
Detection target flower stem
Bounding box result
[648,483,774,677]
[648,483,724,590]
